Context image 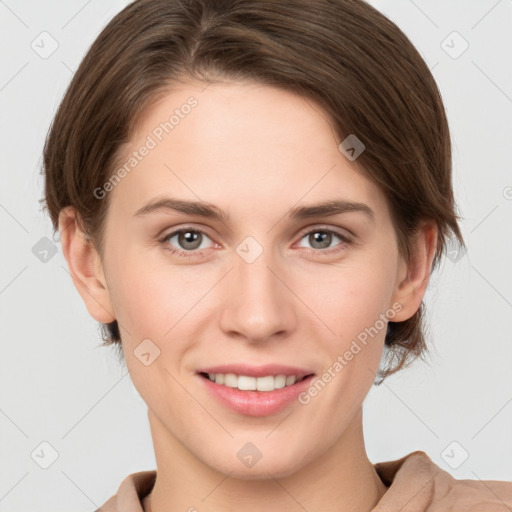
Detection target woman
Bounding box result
[41,0,512,510]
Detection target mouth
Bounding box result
[196,365,316,416]
[198,372,314,392]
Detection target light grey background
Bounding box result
[1,0,511,510]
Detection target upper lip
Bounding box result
[197,364,315,380]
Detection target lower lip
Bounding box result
[198,374,315,416]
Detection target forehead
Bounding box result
[109,80,388,223]
[131,79,338,156]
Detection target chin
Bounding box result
[201,442,313,480]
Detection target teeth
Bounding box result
[206,373,300,392]
[286,375,296,386]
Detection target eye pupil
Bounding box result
[310,231,331,249]
[179,230,202,250]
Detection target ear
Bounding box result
[389,221,438,322]
[58,206,116,324]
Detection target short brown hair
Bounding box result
[40,0,465,384]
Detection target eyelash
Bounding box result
[158,226,353,258]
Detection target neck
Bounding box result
[143,407,388,512]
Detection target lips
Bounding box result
[196,363,316,416]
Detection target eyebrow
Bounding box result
[134,197,375,223]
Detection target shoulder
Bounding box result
[94,470,156,512]
[373,450,512,511]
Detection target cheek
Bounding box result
[108,251,213,346]
[301,258,395,336]
[109,259,199,404]
[105,250,173,338]
[295,259,396,397]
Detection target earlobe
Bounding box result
[390,222,438,322]
[58,207,116,324]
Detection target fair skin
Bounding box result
[59,80,437,512]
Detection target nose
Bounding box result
[218,241,297,344]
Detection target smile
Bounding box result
[201,372,310,392]
[197,366,316,416]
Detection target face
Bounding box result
[69,80,427,479]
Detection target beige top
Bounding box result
[95,450,512,511]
